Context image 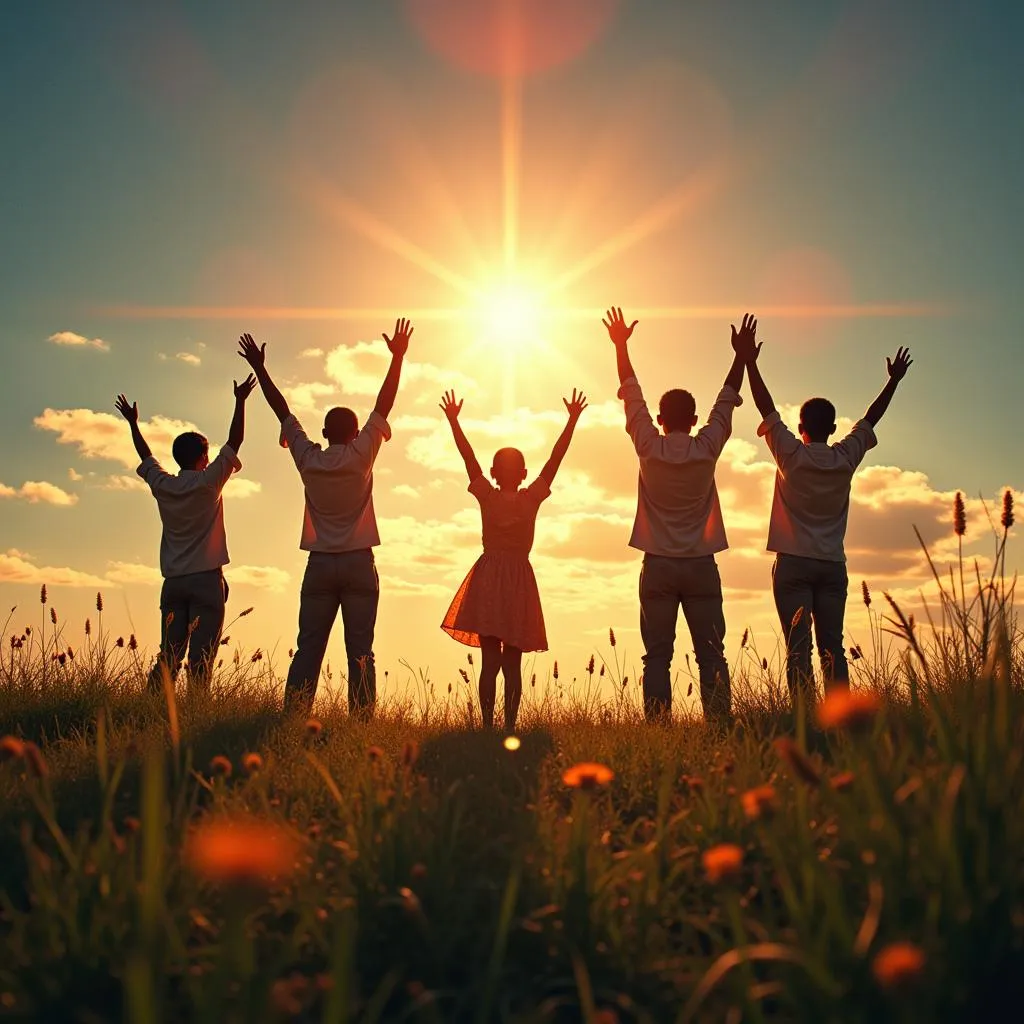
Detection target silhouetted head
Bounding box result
[491,447,527,489]
[657,389,698,434]
[799,398,837,444]
[172,431,209,471]
[323,406,359,445]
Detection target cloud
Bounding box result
[0,549,107,587]
[0,480,78,506]
[48,331,109,352]
[300,347,324,358]
[223,479,261,499]
[68,468,83,482]
[98,474,149,493]
[391,484,420,499]
[228,565,291,590]
[282,381,336,412]
[176,352,201,366]
[105,561,161,585]
[324,341,476,400]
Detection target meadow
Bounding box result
[0,511,1021,1023]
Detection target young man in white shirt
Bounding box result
[738,323,913,700]
[238,319,413,717]
[603,307,757,724]
[115,374,257,691]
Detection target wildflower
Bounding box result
[503,736,521,751]
[50,608,57,626]
[609,627,616,648]
[622,676,629,686]
[242,752,263,774]
[1002,489,1015,531]
[459,668,469,684]
[587,655,595,675]
[250,649,263,663]
[740,628,749,649]
[128,635,138,651]
[85,618,91,637]
[184,815,299,887]
[401,740,419,767]
[367,745,384,762]
[702,843,743,883]
[862,580,871,607]
[599,664,605,677]
[953,492,966,537]
[830,770,856,791]
[304,718,322,738]
[791,606,804,628]
[22,742,48,779]
[562,762,614,790]
[96,591,104,613]
[0,736,26,762]
[239,607,254,617]
[741,784,777,821]
[116,636,125,647]
[872,941,925,989]
[774,737,821,786]
[40,585,47,605]
[816,689,882,731]
[209,755,232,778]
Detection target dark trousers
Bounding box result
[639,553,731,723]
[148,568,227,691]
[772,553,850,700]
[284,549,379,716]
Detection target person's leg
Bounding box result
[184,570,227,692]
[772,554,815,704]
[147,577,188,692]
[639,555,680,721]
[478,636,502,728]
[679,555,731,725]
[338,550,380,718]
[500,644,524,732]
[813,560,850,689]
[284,554,339,715]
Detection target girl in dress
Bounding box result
[439,388,587,730]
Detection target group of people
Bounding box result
[119,308,912,729]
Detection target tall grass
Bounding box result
[0,505,1021,1022]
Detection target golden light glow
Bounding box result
[478,279,544,346]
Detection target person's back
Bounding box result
[475,477,549,555]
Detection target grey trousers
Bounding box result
[148,568,227,691]
[639,553,731,723]
[772,553,850,699]
[284,549,379,716]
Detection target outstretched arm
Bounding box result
[864,347,912,427]
[602,307,639,384]
[374,317,414,420]
[723,313,756,394]
[539,390,587,486]
[238,334,291,423]
[115,395,152,461]
[439,391,482,482]
[733,314,775,419]
[226,374,257,453]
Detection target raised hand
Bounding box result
[886,346,913,381]
[439,389,463,421]
[731,313,761,362]
[563,388,588,421]
[234,373,257,401]
[602,307,638,347]
[115,394,139,424]
[237,333,266,371]
[383,317,414,357]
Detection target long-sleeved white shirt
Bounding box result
[758,411,877,562]
[618,377,742,558]
[280,412,391,552]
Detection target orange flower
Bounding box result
[774,737,821,786]
[872,941,925,988]
[816,689,882,731]
[242,752,263,774]
[702,843,743,883]
[304,718,323,737]
[209,755,232,778]
[830,770,856,791]
[185,816,299,887]
[0,736,25,762]
[562,762,614,790]
[740,784,777,821]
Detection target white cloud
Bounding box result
[105,561,161,585]
[324,341,476,400]
[391,484,420,499]
[223,478,261,499]
[0,480,78,506]
[68,468,83,482]
[0,549,107,587]
[176,353,201,366]
[300,347,324,358]
[282,381,336,412]
[48,331,109,352]
[99,474,148,493]
[228,565,291,590]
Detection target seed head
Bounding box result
[953,492,966,537]
[599,664,605,677]
[702,843,743,884]
[872,941,925,989]
[553,661,559,680]
[115,636,125,647]
[740,628,749,649]
[774,737,821,786]
[209,755,233,778]
[587,655,595,675]
[608,627,616,648]
[40,585,47,605]
[740,784,777,821]
[50,608,57,625]
[791,606,804,628]
[239,607,253,617]
[530,673,536,688]
[128,635,138,651]
[466,652,473,666]
[562,761,614,790]
[250,649,263,663]
[1001,489,1014,531]
[459,668,469,684]
[862,580,871,607]
[816,689,882,732]
[242,752,263,774]
[96,591,104,613]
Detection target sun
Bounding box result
[475,277,546,347]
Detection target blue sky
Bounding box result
[1,0,1020,699]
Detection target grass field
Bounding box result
[0,524,1021,1022]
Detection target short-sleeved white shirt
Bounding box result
[279,412,391,552]
[618,377,742,558]
[137,445,241,578]
[758,411,877,562]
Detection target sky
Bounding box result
[1,0,1021,708]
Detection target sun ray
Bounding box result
[501,71,523,271]
[546,302,955,321]
[294,166,480,298]
[89,305,469,321]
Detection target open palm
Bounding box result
[564,388,588,420]
[602,307,638,346]
[439,389,463,420]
